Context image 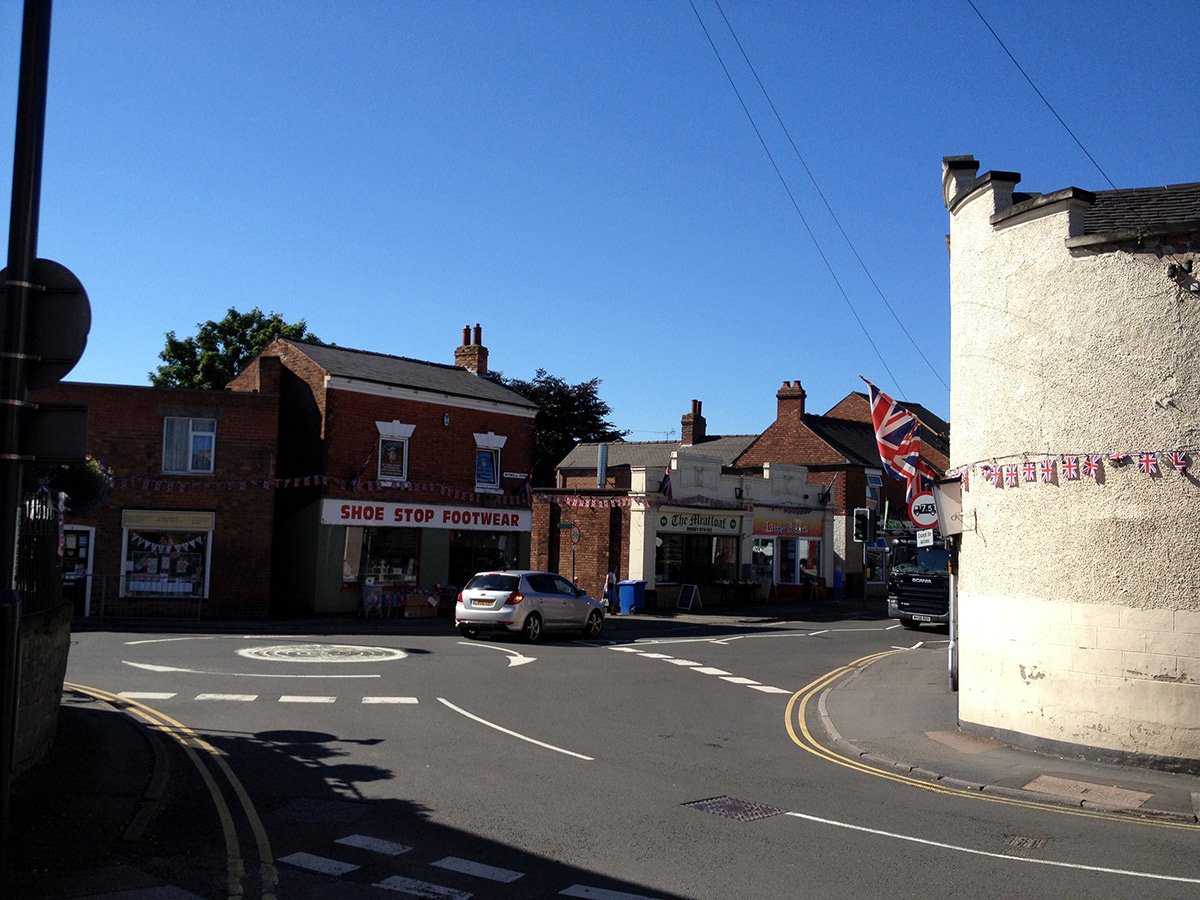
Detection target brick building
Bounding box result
[229,325,536,615]
[31,381,280,618]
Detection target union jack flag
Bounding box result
[984,465,1002,487]
[1138,452,1160,476]
[1061,456,1079,480]
[862,378,936,500]
[1040,458,1056,482]
[961,467,970,492]
[1004,464,1019,487]
[1021,461,1037,482]
[1168,451,1189,473]
[1109,453,1130,466]
[1084,454,1102,478]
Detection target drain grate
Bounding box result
[683,796,785,823]
[1004,834,1047,852]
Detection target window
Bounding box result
[120,510,215,599]
[376,421,415,484]
[342,526,420,586]
[473,431,507,492]
[163,418,215,474]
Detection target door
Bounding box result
[62,525,94,617]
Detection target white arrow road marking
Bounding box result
[121,661,379,678]
[456,641,536,667]
[786,811,1200,884]
[438,698,593,761]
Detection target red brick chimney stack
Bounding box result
[776,380,807,419]
[454,322,489,375]
[681,399,707,446]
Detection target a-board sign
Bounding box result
[676,583,702,611]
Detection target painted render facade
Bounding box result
[944,155,1200,768]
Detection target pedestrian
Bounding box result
[603,572,618,614]
[832,564,844,602]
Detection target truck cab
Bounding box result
[885,532,950,629]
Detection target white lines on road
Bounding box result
[374,874,470,897]
[335,834,412,856]
[118,691,177,700]
[362,696,419,704]
[278,851,360,876]
[116,693,421,705]
[438,698,594,761]
[279,695,337,703]
[611,646,793,695]
[196,693,258,702]
[432,855,524,883]
[785,810,1200,885]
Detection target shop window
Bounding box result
[163,417,215,474]
[343,526,420,587]
[751,538,774,581]
[473,431,507,493]
[448,530,519,589]
[123,527,210,597]
[778,538,800,584]
[655,533,684,583]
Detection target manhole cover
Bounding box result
[236,644,406,663]
[683,796,784,822]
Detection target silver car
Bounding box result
[455,570,605,642]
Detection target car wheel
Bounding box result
[582,609,604,638]
[458,624,479,639]
[899,617,921,630]
[522,612,543,643]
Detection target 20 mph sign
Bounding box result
[908,491,939,529]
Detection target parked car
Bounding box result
[455,570,605,642]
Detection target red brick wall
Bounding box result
[33,382,278,617]
[531,494,628,600]
[735,418,845,468]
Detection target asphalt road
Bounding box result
[59,612,1200,899]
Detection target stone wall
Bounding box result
[14,603,71,776]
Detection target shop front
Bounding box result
[121,510,214,599]
[751,508,826,600]
[651,507,749,605]
[320,499,530,615]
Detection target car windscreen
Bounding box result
[890,544,950,575]
[465,574,520,592]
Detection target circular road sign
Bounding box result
[908,491,939,529]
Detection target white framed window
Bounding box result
[474,432,507,492]
[377,420,415,484]
[163,417,216,474]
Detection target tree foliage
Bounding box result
[500,369,626,486]
[150,307,318,389]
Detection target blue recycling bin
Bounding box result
[618,579,646,614]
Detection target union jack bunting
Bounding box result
[1004,464,1019,487]
[984,465,1002,487]
[1021,460,1037,482]
[1168,451,1189,473]
[961,467,970,492]
[1084,454,1102,478]
[1137,452,1160,476]
[1061,455,1080,480]
[1109,453,1130,466]
[1040,458,1056,482]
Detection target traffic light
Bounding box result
[852,507,876,543]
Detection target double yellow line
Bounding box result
[65,682,278,899]
[783,652,1200,830]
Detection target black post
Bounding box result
[0,0,53,865]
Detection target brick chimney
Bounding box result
[681,399,706,446]
[776,380,807,420]
[454,322,489,375]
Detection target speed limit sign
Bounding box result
[570,526,581,546]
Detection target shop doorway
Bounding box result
[62,525,94,617]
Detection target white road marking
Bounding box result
[693,667,731,676]
[720,676,760,685]
[561,885,662,898]
[437,698,593,761]
[637,653,674,659]
[786,811,1200,884]
[195,693,258,701]
[335,833,412,856]
[122,660,378,679]
[457,641,537,667]
[748,685,792,694]
[278,851,359,876]
[608,647,644,653]
[279,695,336,703]
[374,874,470,898]
[362,696,419,704]
[666,659,700,666]
[432,855,523,883]
[118,691,177,700]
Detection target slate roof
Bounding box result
[558,435,758,471]
[1081,182,1200,235]
[800,415,882,468]
[283,340,537,411]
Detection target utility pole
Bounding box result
[0,0,54,865]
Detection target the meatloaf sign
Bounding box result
[321,499,530,532]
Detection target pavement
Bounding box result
[3,600,1198,898]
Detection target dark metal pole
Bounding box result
[1,0,53,866]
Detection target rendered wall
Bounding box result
[945,162,1200,766]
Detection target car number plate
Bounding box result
[473,599,498,608]
[912,614,932,622]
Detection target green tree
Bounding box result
[501,369,626,486]
[150,307,318,389]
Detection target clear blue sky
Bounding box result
[1,1,1194,438]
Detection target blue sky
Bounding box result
[1,1,1195,439]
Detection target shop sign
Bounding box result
[752,509,823,538]
[657,510,742,535]
[122,510,216,531]
[321,499,530,532]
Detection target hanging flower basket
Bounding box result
[49,457,115,512]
